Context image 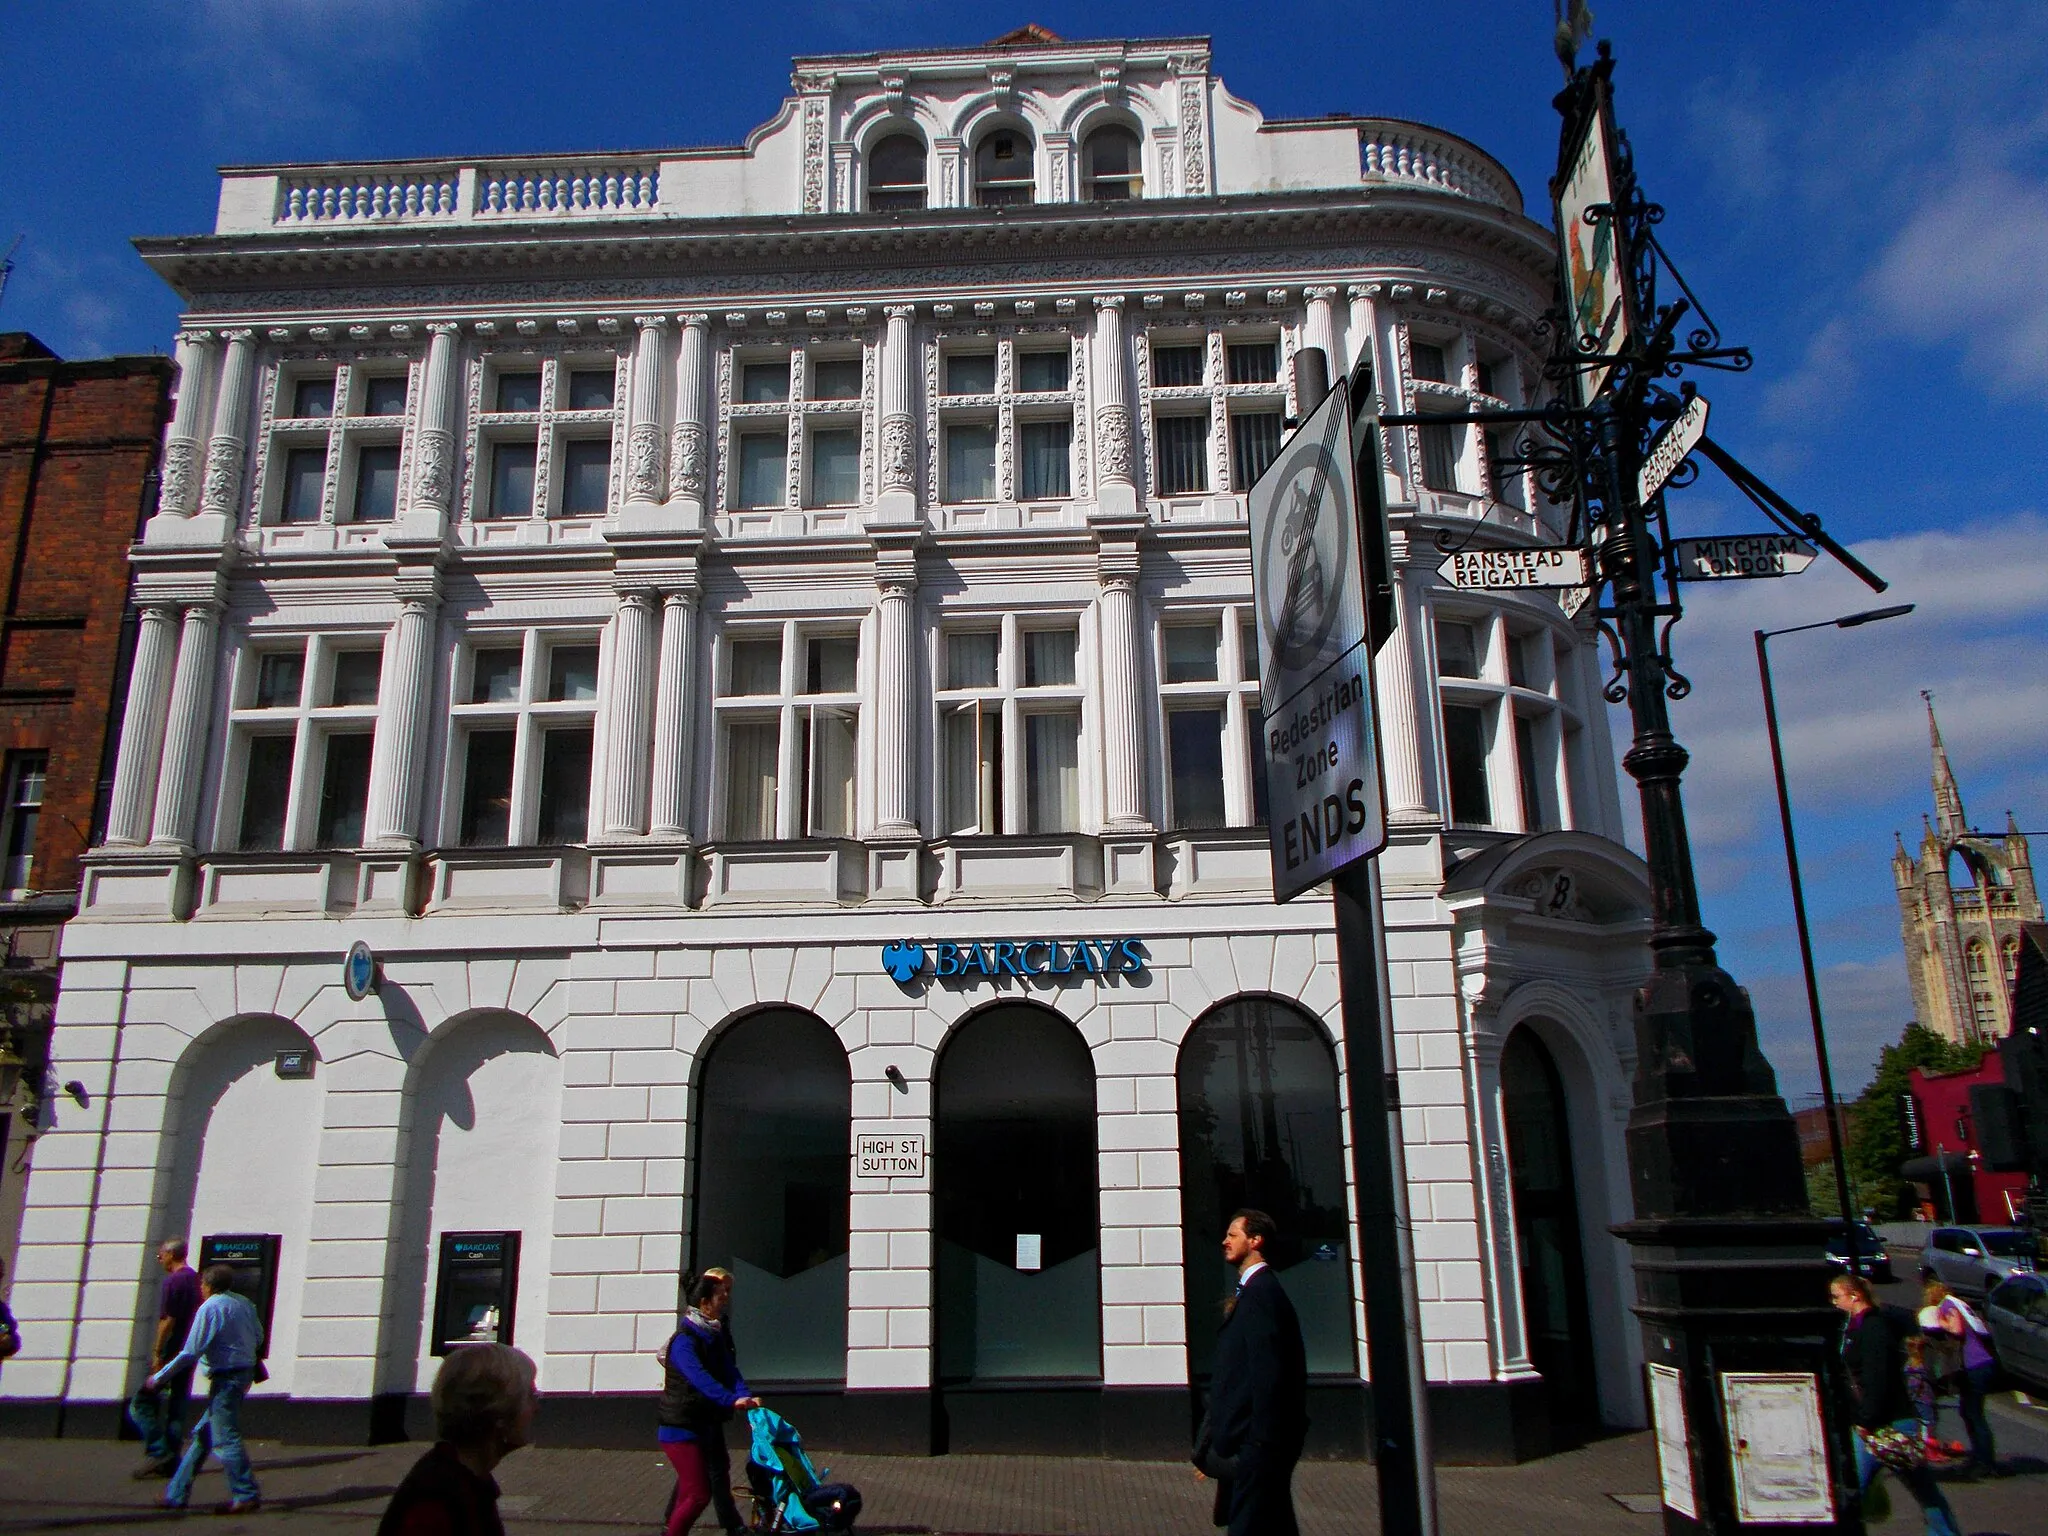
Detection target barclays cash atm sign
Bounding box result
[881,937,1148,985]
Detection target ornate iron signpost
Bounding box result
[1384,34,1895,1533]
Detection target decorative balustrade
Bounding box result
[475,164,661,217]
[1357,122,1521,212]
[266,159,662,227]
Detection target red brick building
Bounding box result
[0,333,170,1274]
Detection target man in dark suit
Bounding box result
[1194,1209,1308,1536]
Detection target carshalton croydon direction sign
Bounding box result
[1246,375,1386,903]
[1672,533,1818,580]
[1637,394,1709,504]
[1436,546,1591,591]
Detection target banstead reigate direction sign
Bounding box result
[1672,533,1818,581]
[1247,375,1386,903]
[1436,546,1591,591]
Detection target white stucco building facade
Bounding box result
[0,31,1655,1460]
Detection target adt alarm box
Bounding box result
[431,1231,521,1355]
[197,1233,281,1359]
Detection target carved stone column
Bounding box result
[1097,563,1150,832]
[668,313,711,518]
[103,604,181,845]
[649,589,699,840]
[406,323,460,526]
[156,332,215,519]
[625,316,669,510]
[1302,285,1341,378]
[872,554,919,837]
[198,331,256,521]
[150,604,222,849]
[363,594,440,846]
[1092,296,1137,517]
[1377,547,1436,824]
[599,589,658,838]
[875,305,919,522]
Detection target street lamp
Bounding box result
[1755,603,1916,1263]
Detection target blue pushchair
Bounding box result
[742,1406,862,1532]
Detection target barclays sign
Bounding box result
[881,937,1148,985]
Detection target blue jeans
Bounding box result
[127,1365,193,1462]
[164,1369,258,1507]
[1856,1417,1959,1536]
[1956,1361,1997,1470]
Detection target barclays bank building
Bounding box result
[2,29,1660,1462]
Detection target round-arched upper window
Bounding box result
[974,128,1035,206]
[1083,125,1142,201]
[868,133,927,212]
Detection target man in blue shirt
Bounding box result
[145,1265,264,1513]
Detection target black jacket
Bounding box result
[375,1443,505,1536]
[1841,1304,1912,1430]
[1199,1265,1309,1471]
[658,1314,747,1433]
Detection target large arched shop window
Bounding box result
[868,133,927,211]
[935,1003,1098,1382]
[693,1009,851,1383]
[1178,997,1353,1380]
[973,127,1035,206]
[1500,1026,1597,1426]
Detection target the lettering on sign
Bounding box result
[1438,546,1590,590]
[855,1132,926,1178]
[1267,668,1376,877]
[1673,533,1817,580]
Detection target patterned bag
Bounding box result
[1861,1424,1926,1472]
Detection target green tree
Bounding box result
[1845,1023,1985,1219]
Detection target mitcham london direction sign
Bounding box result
[1437,546,1591,591]
[1672,533,1818,581]
[1247,374,1386,904]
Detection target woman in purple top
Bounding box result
[656,1270,759,1536]
[1924,1279,2000,1475]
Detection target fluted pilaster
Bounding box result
[1377,561,1435,823]
[668,313,711,512]
[649,590,699,839]
[157,333,215,519]
[599,590,658,837]
[1098,572,1150,830]
[407,324,460,520]
[150,605,222,848]
[1302,286,1341,378]
[626,316,669,507]
[872,567,919,836]
[363,596,439,846]
[103,605,181,845]
[199,331,256,519]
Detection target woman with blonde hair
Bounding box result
[378,1344,539,1536]
[1921,1277,2000,1476]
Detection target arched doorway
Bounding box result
[1178,998,1353,1382]
[935,1003,1098,1384]
[691,1009,850,1383]
[1501,1027,1596,1427]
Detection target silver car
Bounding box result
[1920,1226,2040,1299]
[1985,1273,2048,1393]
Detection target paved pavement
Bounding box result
[1,1416,2043,1536]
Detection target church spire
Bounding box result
[1924,691,1966,839]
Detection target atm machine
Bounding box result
[196,1233,281,1357]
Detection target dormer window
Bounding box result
[974,129,1035,207]
[869,134,927,212]
[1083,126,1142,201]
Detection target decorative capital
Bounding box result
[616,586,658,612]
[677,311,710,331]
[426,321,462,338]
[1347,282,1384,301]
[633,314,670,333]
[218,328,256,344]
[1092,295,1125,314]
[1303,285,1340,303]
[176,329,214,347]
[883,304,917,322]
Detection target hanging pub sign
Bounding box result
[1554,72,1634,408]
[197,1233,281,1358]
[431,1231,521,1355]
[1245,373,1387,902]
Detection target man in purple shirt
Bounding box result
[128,1239,203,1477]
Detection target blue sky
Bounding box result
[5,2,2044,1099]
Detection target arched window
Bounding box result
[973,128,1035,206]
[693,1010,851,1383]
[1177,998,1353,1379]
[868,133,927,212]
[2004,939,2021,984]
[1082,125,1142,200]
[1966,940,2000,1035]
[935,1003,1097,1382]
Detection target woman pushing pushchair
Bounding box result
[658,1269,759,1536]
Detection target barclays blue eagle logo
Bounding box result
[881,942,927,984]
